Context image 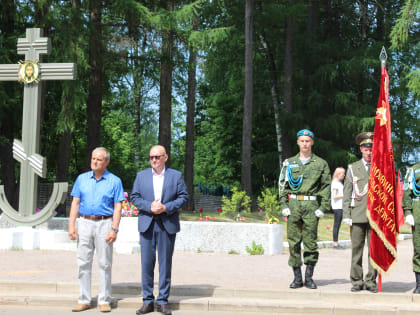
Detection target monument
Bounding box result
[0,28,76,226]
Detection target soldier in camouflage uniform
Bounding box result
[403,162,420,293]
[342,132,377,293]
[279,129,331,289]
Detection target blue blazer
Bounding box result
[130,168,189,234]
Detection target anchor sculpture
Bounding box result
[0,28,76,226]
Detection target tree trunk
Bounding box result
[282,9,293,159]
[184,14,198,211]
[56,0,81,183]
[259,28,283,169]
[0,118,18,209]
[56,130,72,182]
[85,0,103,168]
[241,0,253,197]
[0,0,19,209]
[304,0,318,79]
[159,0,175,166]
[129,26,146,169]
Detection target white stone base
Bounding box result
[0,216,283,255]
[175,221,283,255]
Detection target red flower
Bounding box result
[240,217,246,222]
[217,208,222,213]
[205,216,209,222]
[326,225,331,230]
[212,217,216,220]
[199,207,204,212]
[198,217,203,221]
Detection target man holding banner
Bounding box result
[343,132,378,293]
[403,163,420,293]
[365,48,399,293]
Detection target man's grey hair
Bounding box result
[93,147,110,161]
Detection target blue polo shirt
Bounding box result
[71,170,125,216]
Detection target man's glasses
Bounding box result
[150,155,164,160]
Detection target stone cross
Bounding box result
[0,28,76,226]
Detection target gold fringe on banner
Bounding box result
[367,208,398,275]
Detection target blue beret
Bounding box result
[297,129,314,139]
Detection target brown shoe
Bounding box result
[99,303,111,312]
[156,304,172,315]
[136,303,154,314]
[72,304,90,312]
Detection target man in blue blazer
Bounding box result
[131,145,189,315]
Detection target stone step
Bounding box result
[1,293,420,315]
[1,282,418,305]
[2,283,420,314]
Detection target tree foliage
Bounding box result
[0,0,418,205]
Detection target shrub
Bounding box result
[246,241,264,255]
[257,187,281,223]
[220,187,251,219]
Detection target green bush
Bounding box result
[257,187,281,223]
[221,187,251,219]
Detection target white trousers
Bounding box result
[77,217,113,305]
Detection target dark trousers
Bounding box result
[332,209,343,242]
[140,218,176,305]
[350,223,377,287]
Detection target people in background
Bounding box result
[331,167,346,249]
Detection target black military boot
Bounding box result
[289,267,303,289]
[414,272,420,294]
[304,264,317,289]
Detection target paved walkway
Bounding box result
[0,239,416,293]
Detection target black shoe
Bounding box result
[136,303,154,314]
[414,272,420,293]
[290,267,303,289]
[304,265,317,289]
[366,285,378,293]
[351,284,363,292]
[156,304,172,315]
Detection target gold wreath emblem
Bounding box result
[18,60,40,84]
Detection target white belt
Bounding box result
[289,194,317,201]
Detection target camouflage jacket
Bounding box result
[279,153,331,212]
[402,162,420,216]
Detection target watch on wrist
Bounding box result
[111,227,119,233]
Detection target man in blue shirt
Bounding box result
[68,147,125,313]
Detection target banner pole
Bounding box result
[378,273,382,292]
[378,47,385,294]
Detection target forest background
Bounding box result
[0,0,419,211]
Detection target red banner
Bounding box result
[396,171,405,228]
[367,65,398,274]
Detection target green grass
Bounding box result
[180,210,412,242]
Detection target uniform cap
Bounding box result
[355,132,374,147]
[297,129,314,139]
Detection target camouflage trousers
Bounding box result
[412,203,420,273]
[286,200,319,267]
